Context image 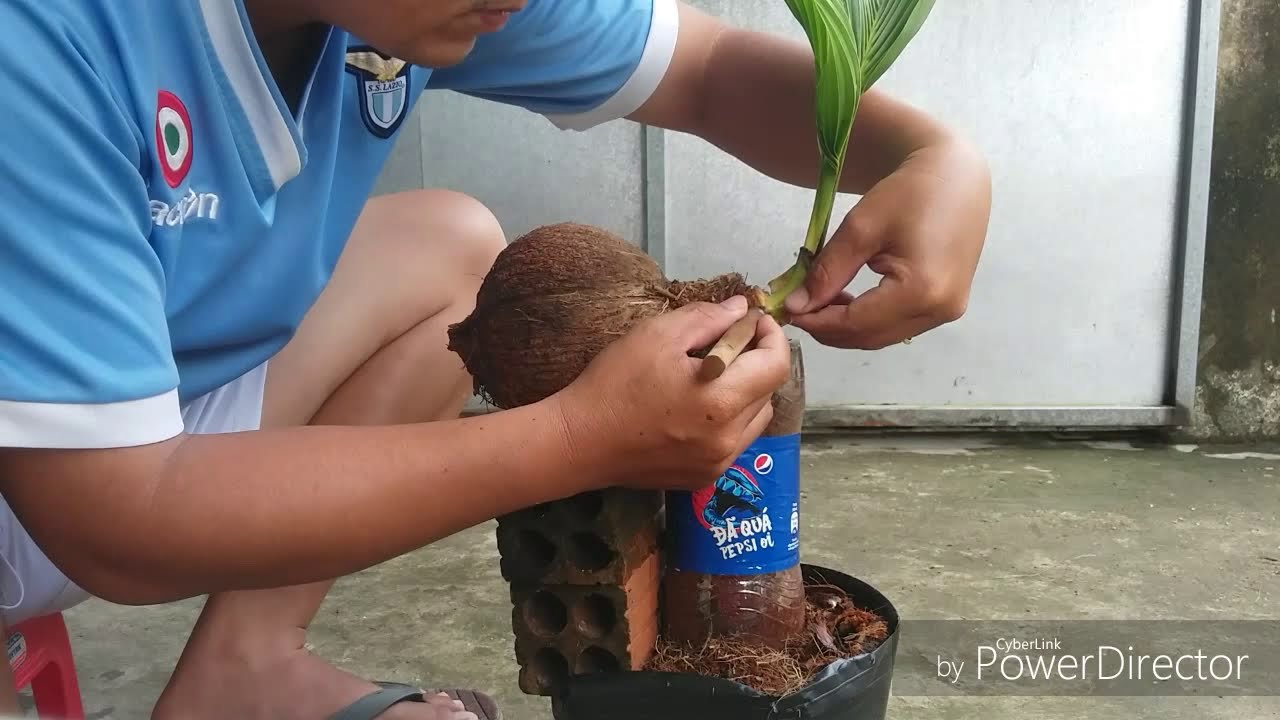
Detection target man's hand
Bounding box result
[555,296,791,489]
[784,139,991,350]
[630,3,992,351]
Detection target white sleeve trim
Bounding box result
[198,0,303,190]
[545,0,681,131]
[0,390,184,449]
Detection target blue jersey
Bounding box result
[0,0,677,449]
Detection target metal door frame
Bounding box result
[640,0,1221,431]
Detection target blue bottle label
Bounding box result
[668,433,801,575]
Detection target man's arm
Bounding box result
[0,298,784,607]
[629,2,992,350]
[0,398,584,605]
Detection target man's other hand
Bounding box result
[554,296,791,489]
[785,139,991,350]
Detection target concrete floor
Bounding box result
[60,436,1279,719]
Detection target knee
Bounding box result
[356,189,506,324]
[446,191,506,274]
[408,189,506,282]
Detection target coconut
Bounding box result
[446,222,761,409]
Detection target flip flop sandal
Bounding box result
[328,681,502,720]
[426,687,502,720]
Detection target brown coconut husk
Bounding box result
[646,582,889,697]
[447,222,761,409]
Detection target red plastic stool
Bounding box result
[7,612,84,719]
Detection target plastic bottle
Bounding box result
[661,339,806,649]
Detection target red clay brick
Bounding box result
[495,488,661,585]
[507,552,661,696]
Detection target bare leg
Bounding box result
[151,190,506,720]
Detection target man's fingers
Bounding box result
[748,310,789,354]
[718,400,774,470]
[717,313,790,397]
[840,276,947,346]
[661,296,750,352]
[785,208,881,315]
[788,305,854,345]
[741,397,775,440]
[791,282,937,350]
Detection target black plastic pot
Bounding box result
[550,564,900,720]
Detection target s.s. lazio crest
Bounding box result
[345,47,412,139]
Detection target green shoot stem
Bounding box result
[762,93,857,320]
[762,168,842,317]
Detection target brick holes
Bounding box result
[570,593,618,639]
[523,591,569,638]
[502,528,557,576]
[566,532,615,572]
[574,646,622,675]
[528,648,570,694]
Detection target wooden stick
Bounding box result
[699,308,763,380]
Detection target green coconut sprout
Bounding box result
[761,0,938,318]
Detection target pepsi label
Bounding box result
[667,433,801,575]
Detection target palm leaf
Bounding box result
[764,0,937,316]
[854,0,937,90]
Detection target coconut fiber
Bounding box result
[645,582,889,697]
[447,222,759,409]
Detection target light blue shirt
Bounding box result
[0,0,678,448]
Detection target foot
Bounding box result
[153,645,478,720]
